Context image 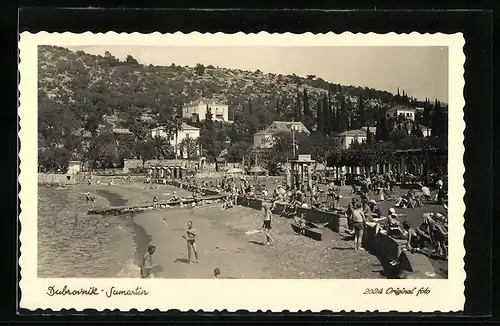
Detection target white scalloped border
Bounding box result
[18,31,466,312]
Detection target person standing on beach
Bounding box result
[183,221,198,263]
[262,202,274,246]
[140,245,156,278]
[352,202,366,251]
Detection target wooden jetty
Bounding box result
[88,195,225,216]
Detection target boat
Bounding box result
[291,221,323,241]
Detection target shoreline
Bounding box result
[93,187,154,276]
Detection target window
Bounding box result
[170,135,174,141]
[186,133,190,138]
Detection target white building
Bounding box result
[182,98,231,123]
[336,129,368,150]
[385,105,416,121]
[253,121,311,148]
[151,123,201,158]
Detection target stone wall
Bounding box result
[38,173,146,185]
[38,173,82,185]
[123,159,190,172]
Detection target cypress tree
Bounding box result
[295,86,301,120]
[358,95,366,128]
[248,99,253,114]
[302,89,310,116]
[329,89,336,134]
[276,97,280,115]
[366,128,374,145]
[337,86,346,132]
[316,99,323,133]
[322,94,330,134]
[321,96,330,134]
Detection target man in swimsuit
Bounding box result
[183,221,198,263]
[140,245,156,278]
[351,202,365,251]
[262,202,274,246]
[85,192,95,203]
[152,196,159,209]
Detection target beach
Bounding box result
[38,183,390,279]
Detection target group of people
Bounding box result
[343,193,448,258]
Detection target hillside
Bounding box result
[38,46,403,129]
[37,46,447,171]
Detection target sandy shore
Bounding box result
[88,183,384,279]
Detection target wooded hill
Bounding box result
[37,45,448,171]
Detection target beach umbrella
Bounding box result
[249,166,266,174]
[226,168,244,174]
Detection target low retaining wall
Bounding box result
[361,224,437,278]
[38,173,146,186]
[38,173,82,185]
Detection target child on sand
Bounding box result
[262,202,275,246]
[214,268,221,279]
[140,245,156,278]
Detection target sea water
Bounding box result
[37,186,147,278]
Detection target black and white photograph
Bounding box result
[19,32,465,312]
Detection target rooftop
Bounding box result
[112,128,133,135]
[151,123,200,131]
[338,129,368,137]
[185,98,227,107]
[386,105,415,112]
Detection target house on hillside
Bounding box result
[112,128,134,146]
[151,123,201,159]
[360,126,377,134]
[336,129,368,150]
[182,98,231,123]
[253,121,310,149]
[385,105,416,121]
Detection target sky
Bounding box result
[67,45,448,102]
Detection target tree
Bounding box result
[302,89,311,117]
[194,63,205,76]
[321,95,330,134]
[294,86,301,120]
[315,100,323,133]
[206,105,213,121]
[358,95,366,128]
[328,87,336,134]
[179,137,200,163]
[152,135,173,159]
[159,114,183,159]
[226,141,252,163]
[366,128,374,145]
[137,140,157,166]
[126,55,139,65]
